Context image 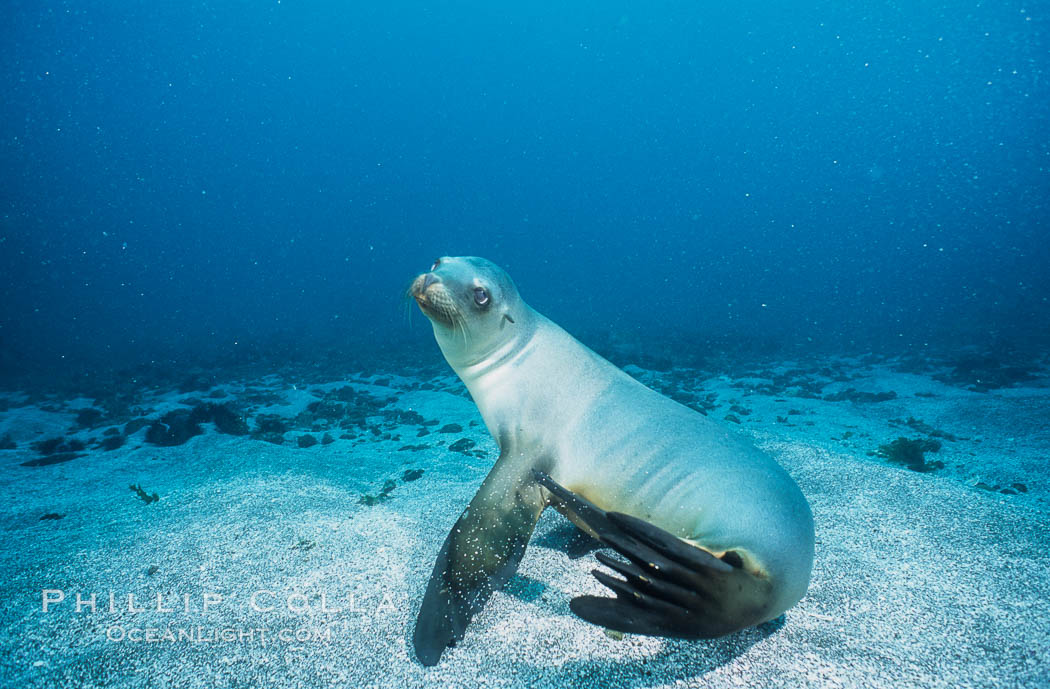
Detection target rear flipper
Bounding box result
[533,470,772,639]
[564,526,602,560]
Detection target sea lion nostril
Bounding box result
[422,273,438,290]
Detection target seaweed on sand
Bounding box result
[359,479,398,506]
[940,354,1038,391]
[129,484,160,504]
[824,388,897,403]
[75,408,105,428]
[145,410,203,446]
[877,437,944,472]
[32,437,86,455]
[448,438,476,454]
[252,414,289,445]
[358,466,427,506]
[889,416,958,441]
[21,452,82,467]
[145,403,249,446]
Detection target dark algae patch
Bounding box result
[75,408,105,428]
[32,436,86,455]
[22,452,83,467]
[125,418,151,435]
[98,435,125,451]
[23,435,85,466]
[889,416,959,441]
[975,481,1029,496]
[448,438,476,453]
[360,479,399,506]
[208,403,250,435]
[147,403,250,446]
[360,469,426,505]
[938,354,1040,391]
[825,389,898,403]
[146,409,204,446]
[129,484,160,504]
[876,437,944,472]
[252,414,289,445]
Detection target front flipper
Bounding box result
[533,470,772,639]
[413,457,546,666]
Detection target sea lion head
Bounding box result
[410,256,529,369]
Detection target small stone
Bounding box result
[448,438,476,453]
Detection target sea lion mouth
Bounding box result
[410,273,459,327]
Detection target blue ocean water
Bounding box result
[2,1,1046,380]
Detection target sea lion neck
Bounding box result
[438,306,540,381]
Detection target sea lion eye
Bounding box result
[473,287,490,306]
[430,258,441,271]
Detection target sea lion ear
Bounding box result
[502,313,515,326]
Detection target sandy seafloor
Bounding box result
[1,355,1048,689]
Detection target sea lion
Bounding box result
[410,256,814,666]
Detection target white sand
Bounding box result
[0,365,1047,688]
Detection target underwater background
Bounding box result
[2,2,1049,689]
[3,1,1047,380]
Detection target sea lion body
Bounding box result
[410,256,814,665]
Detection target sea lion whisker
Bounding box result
[456,312,473,348]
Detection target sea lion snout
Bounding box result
[410,272,441,303]
[410,271,460,327]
